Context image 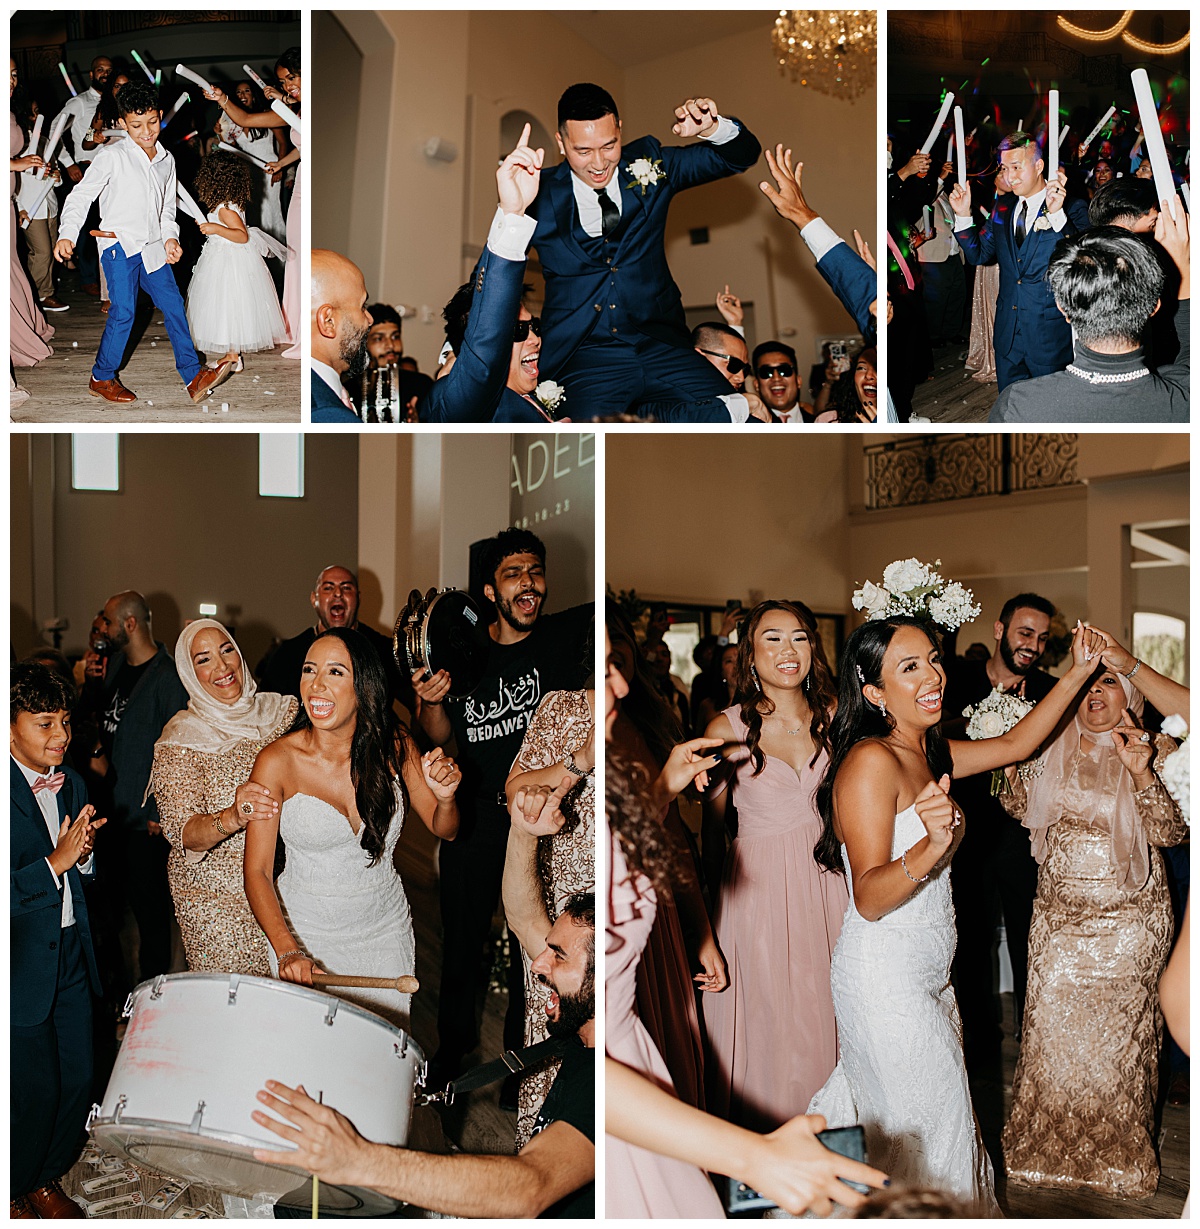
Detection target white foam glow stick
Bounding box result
[131,49,156,84]
[946,133,954,170]
[218,139,270,169]
[161,91,189,128]
[175,64,215,94]
[1058,122,1071,149]
[23,114,44,156]
[1017,119,1022,132]
[58,62,77,96]
[922,205,932,235]
[1131,70,1176,220]
[1181,182,1191,212]
[21,178,57,227]
[1081,104,1116,151]
[240,62,301,132]
[177,183,207,226]
[1048,90,1059,180]
[954,106,966,186]
[101,129,126,139]
[40,112,71,176]
[920,92,954,155]
[242,63,270,91]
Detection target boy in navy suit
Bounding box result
[11,663,105,1219]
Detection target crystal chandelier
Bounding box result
[771,10,877,100]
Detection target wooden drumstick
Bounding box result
[311,973,419,993]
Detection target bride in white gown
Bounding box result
[245,629,460,1029]
[807,615,1106,1213]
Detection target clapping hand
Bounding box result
[759,144,818,230]
[1111,708,1156,785]
[914,774,960,854]
[673,97,720,139]
[496,122,544,216]
[49,805,103,876]
[715,284,743,328]
[421,747,461,803]
[510,773,575,837]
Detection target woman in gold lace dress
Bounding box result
[149,620,297,975]
[1001,665,1186,1196]
[504,688,596,1148]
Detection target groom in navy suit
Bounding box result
[950,132,1090,391]
[11,663,105,1219]
[529,83,762,420]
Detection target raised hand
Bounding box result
[496,121,544,216]
[658,736,724,801]
[1097,630,1138,676]
[898,151,931,180]
[421,747,461,803]
[234,781,280,829]
[673,97,720,139]
[1069,619,1105,670]
[1045,167,1067,214]
[1154,195,1189,288]
[715,284,743,328]
[759,144,818,230]
[914,774,959,853]
[939,160,953,181]
[1111,707,1156,785]
[510,773,575,837]
[948,180,971,217]
[203,86,227,105]
[411,666,451,706]
[852,229,876,271]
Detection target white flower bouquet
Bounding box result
[852,558,982,631]
[964,688,1041,796]
[1158,714,1189,824]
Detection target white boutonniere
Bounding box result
[536,380,567,415]
[1032,213,1052,232]
[626,157,665,194]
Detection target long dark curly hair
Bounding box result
[293,628,407,866]
[735,600,836,776]
[606,751,686,897]
[605,599,683,769]
[814,616,952,873]
[194,151,252,213]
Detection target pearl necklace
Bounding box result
[1065,364,1151,385]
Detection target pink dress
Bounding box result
[281,122,300,357]
[702,707,848,1131]
[10,112,54,367]
[606,821,724,1218]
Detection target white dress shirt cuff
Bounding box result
[45,858,62,890]
[952,213,974,232]
[487,209,538,262]
[1048,209,1068,232]
[58,147,75,167]
[720,393,750,424]
[800,216,843,263]
[78,853,94,876]
[701,115,739,145]
[732,324,745,338]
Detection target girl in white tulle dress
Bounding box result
[186,152,288,372]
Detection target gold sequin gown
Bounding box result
[511,690,596,1149]
[1000,734,1186,1197]
[153,701,298,975]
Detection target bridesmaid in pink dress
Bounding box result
[702,601,848,1131]
[10,63,54,379]
[203,48,300,357]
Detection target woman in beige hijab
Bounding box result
[149,620,296,975]
[1001,663,1186,1197]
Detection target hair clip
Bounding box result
[855,664,865,683]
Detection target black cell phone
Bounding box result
[720,1124,869,1215]
[726,599,742,614]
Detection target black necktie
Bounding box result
[596,188,619,238]
[1014,200,1027,248]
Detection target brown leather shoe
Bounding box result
[41,297,70,312]
[27,1180,85,1218]
[81,282,101,297]
[88,377,137,403]
[10,1194,38,1218]
[187,359,236,403]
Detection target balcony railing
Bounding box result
[68,12,300,40]
[864,434,1079,510]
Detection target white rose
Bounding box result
[536,380,566,410]
[853,580,891,618]
[1161,714,1189,739]
[883,558,928,594]
[628,157,655,183]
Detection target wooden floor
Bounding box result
[910,343,999,424]
[61,822,514,1217]
[975,994,1188,1219]
[11,276,301,424]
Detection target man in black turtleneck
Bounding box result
[991,201,1188,423]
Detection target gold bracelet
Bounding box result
[213,810,232,837]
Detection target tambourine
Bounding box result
[393,588,490,699]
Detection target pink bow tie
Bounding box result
[32,771,65,795]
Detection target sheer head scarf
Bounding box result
[156,619,295,755]
[1020,668,1149,890]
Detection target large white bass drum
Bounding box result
[88,973,425,1215]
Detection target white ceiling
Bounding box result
[545,10,778,68]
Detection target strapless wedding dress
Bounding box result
[808,804,998,1214]
[273,785,415,1028]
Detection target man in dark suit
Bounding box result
[950,131,1090,391]
[311,249,372,423]
[942,594,1057,1070]
[528,83,762,420]
[11,663,105,1219]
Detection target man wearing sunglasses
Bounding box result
[691,322,751,391]
[751,341,811,424]
[421,125,562,423]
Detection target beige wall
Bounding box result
[318,11,876,373]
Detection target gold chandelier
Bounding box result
[771,10,877,100]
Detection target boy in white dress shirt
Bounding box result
[54,80,234,405]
